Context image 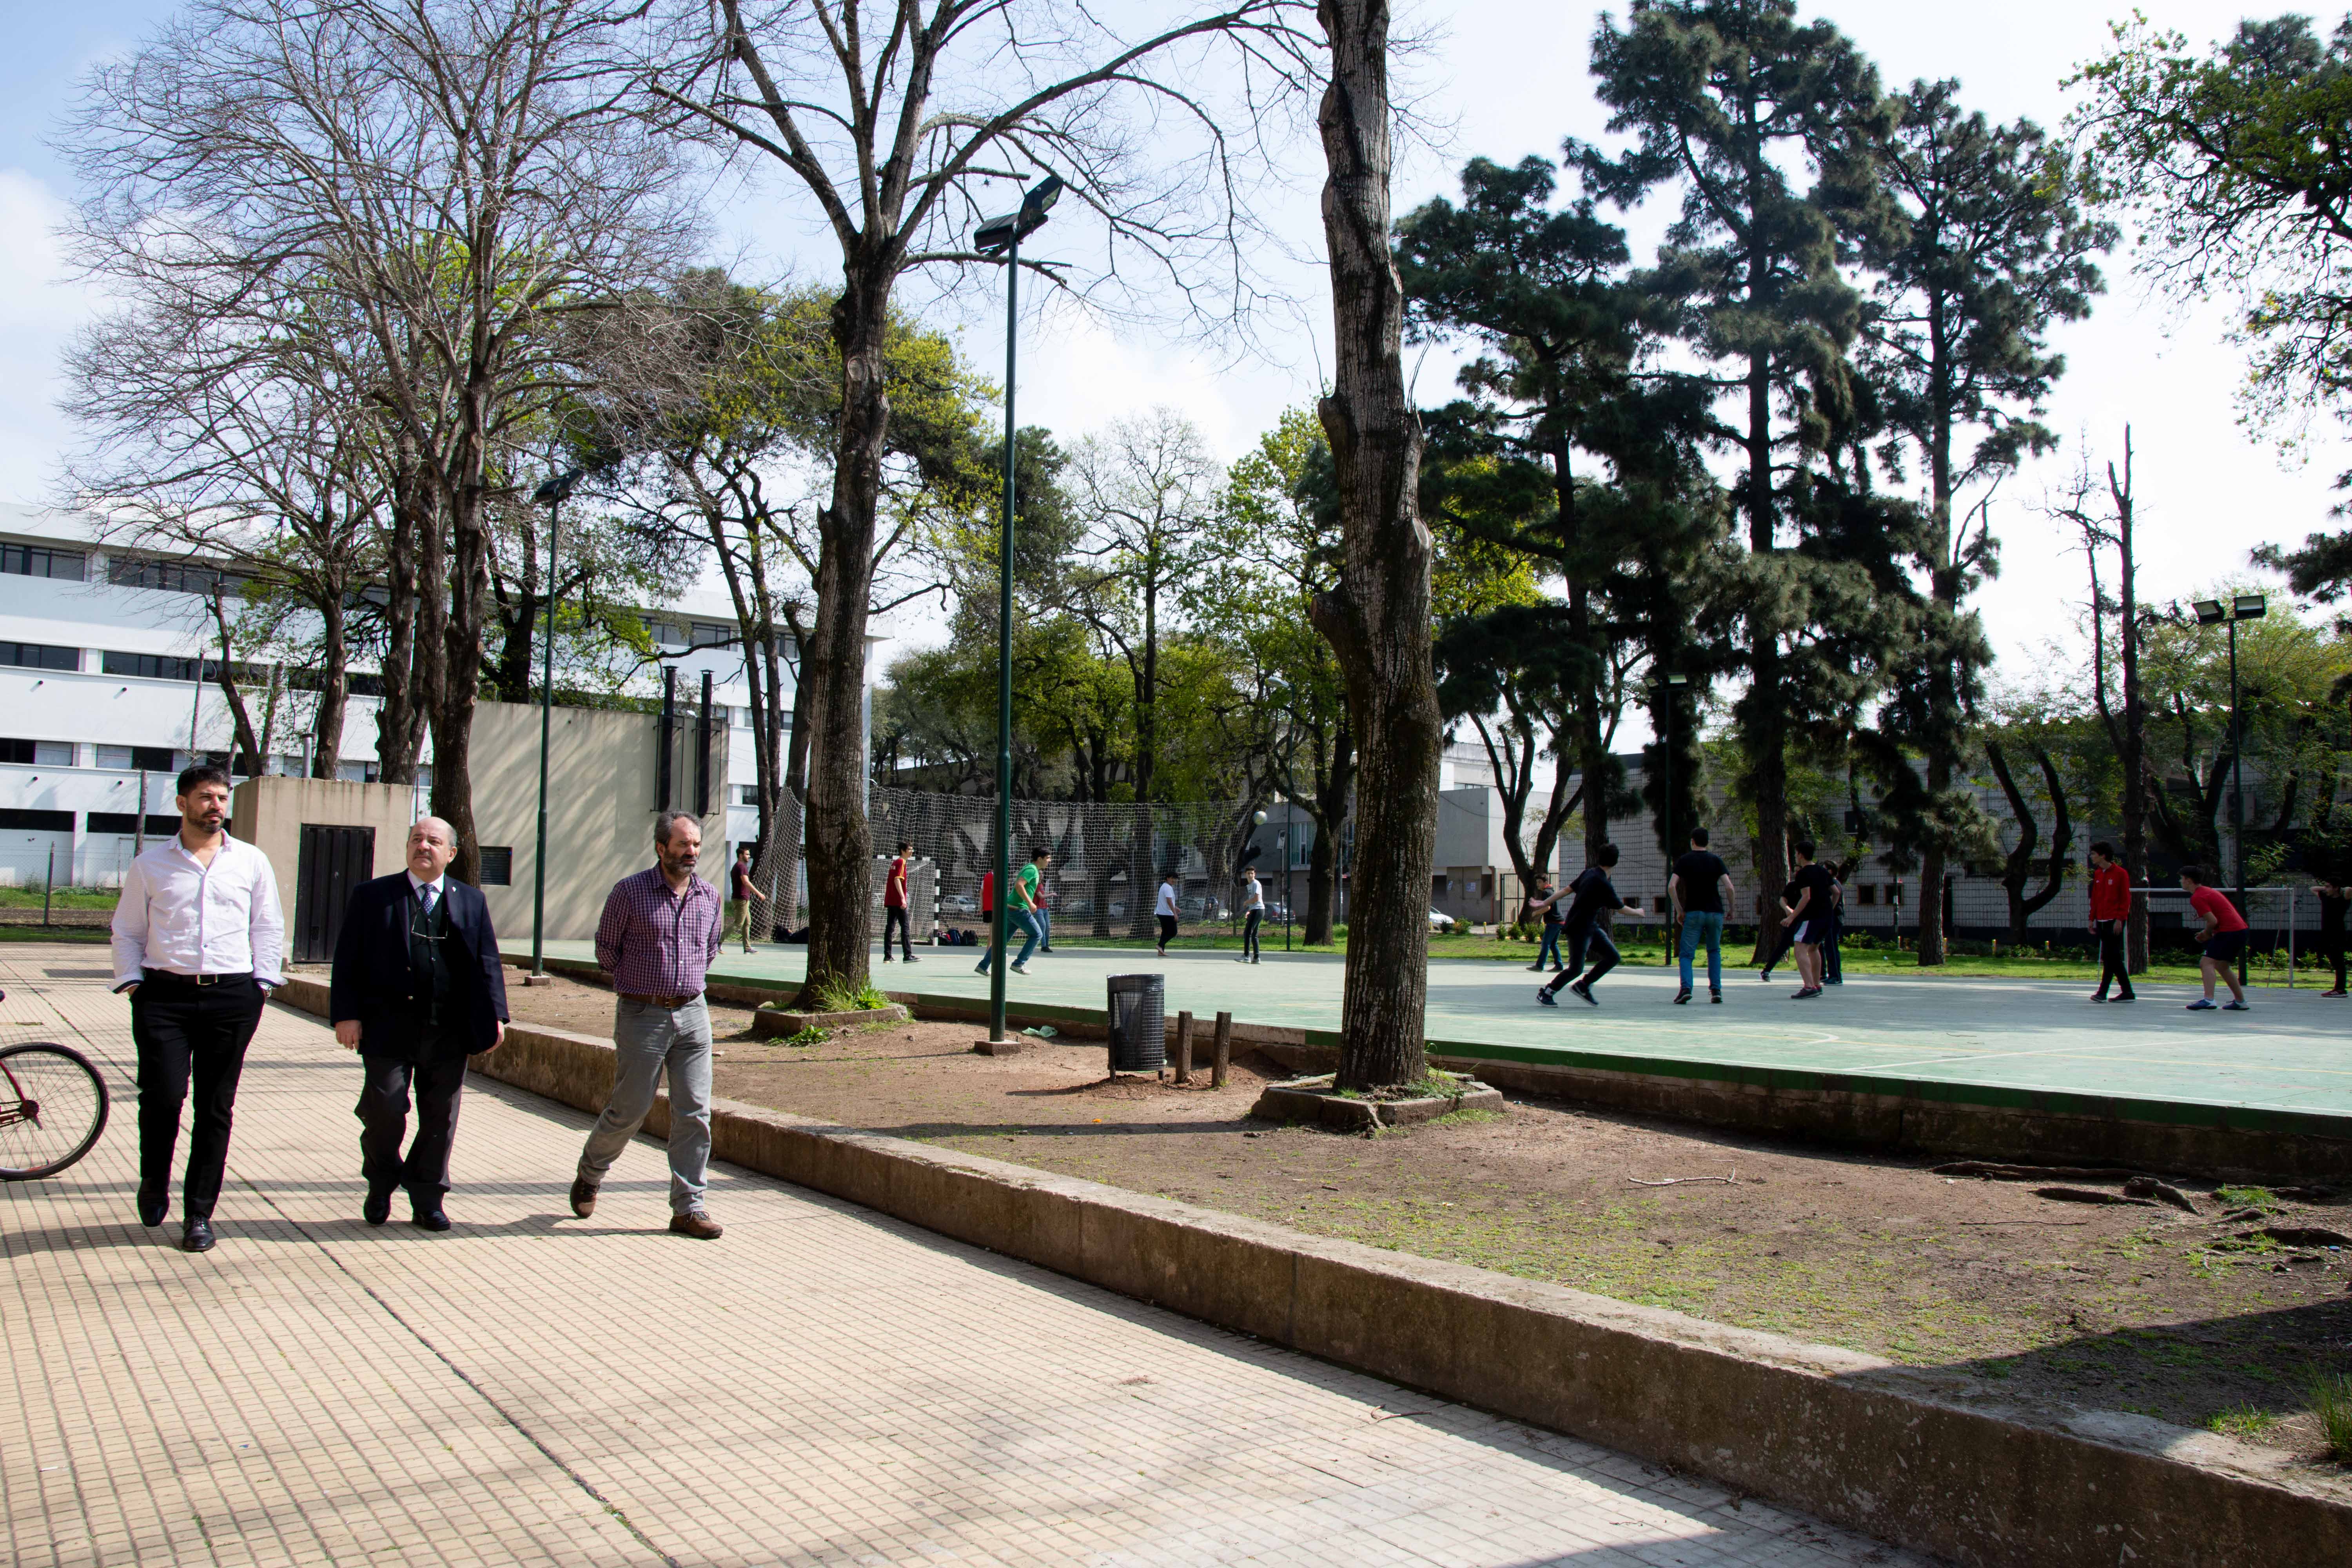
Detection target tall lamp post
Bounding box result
[973,173,1062,1046]
[2192,592,2267,989]
[526,467,583,985]
[1656,671,1689,962]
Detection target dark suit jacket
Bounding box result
[328,873,509,1060]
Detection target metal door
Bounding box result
[293,825,374,964]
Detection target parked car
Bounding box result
[1428,908,1459,934]
[943,893,978,915]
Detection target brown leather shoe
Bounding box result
[668,1210,723,1240]
[568,1177,598,1218]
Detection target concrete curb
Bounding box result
[272,975,2351,1568]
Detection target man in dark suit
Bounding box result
[329,815,508,1230]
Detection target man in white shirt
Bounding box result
[110,764,283,1253]
[1154,873,1181,958]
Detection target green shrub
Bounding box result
[2314,1372,2352,1459]
[784,1025,830,1048]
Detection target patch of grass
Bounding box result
[1429,1107,1503,1129]
[2205,1405,2283,1439]
[2215,1185,2284,1213]
[2314,1372,2352,1459]
[782,1025,830,1048]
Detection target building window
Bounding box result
[107,556,243,597]
[86,812,181,836]
[0,641,79,672]
[0,808,74,832]
[102,651,200,681]
[476,846,514,886]
[736,784,757,805]
[0,544,85,580]
[691,622,733,648]
[1857,884,1877,906]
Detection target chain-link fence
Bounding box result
[867,787,1269,941]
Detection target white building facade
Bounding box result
[0,503,859,889]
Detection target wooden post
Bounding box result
[1173,1010,1194,1084]
[1212,1011,1232,1088]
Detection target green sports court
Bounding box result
[512,938,2352,1131]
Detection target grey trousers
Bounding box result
[576,996,713,1214]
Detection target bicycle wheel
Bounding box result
[0,1043,111,1180]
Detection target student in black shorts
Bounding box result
[1535,846,1638,1008]
[1778,838,1836,1000]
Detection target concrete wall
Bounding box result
[466,699,726,943]
[229,777,421,970]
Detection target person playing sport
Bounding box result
[1524,877,1561,972]
[1779,838,1835,1000]
[1154,872,1181,957]
[1535,845,1636,1008]
[2087,842,2134,1002]
[2180,865,2251,1012]
[1237,867,1265,964]
[2310,875,2347,997]
[1667,828,1734,1005]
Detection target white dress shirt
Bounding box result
[111,833,286,991]
[407,871,447,909]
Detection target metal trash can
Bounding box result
[1106,973,1167,1073]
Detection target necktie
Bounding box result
[419,883,437,919]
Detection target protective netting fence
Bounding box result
[867,787,1272,941]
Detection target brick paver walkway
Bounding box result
[2,947,1923,1567]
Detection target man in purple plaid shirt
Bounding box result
[569,811,727,1239]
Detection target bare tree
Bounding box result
[62,0,701,881]
[1308,0,1438,1090]
[648,0,1310,1000]
[62,308,384,779]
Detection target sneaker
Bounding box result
[1710,991,1722,1004]
[568,1177,599,1218]
[1525,963,1544,971]
[1569,982,1597,1007]
[975,962,989,974]
[1536,988,1558,1007]
[2185,998,2218,1011]
[2112,993,2136,1003]
[2324,988,2347,998]
[1758,971,1773,984]
[1040,946,1055,953]
[1673,990,1691,1005]
[1009,962,1028,974]
[669,1210,724,1240]
[1793,987,1822,1000]
[2090,992,2108,1003]
[2223,1000,2252,1012]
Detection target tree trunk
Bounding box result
[429,481,490,886]
[2112,431,2149,972]
[206,591,261,769]
[1307,0,1440,1091]
[313,591,349,780]
[1303,721,1355,946]
[374,484,425,784]
[797,278,888,1005]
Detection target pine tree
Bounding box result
[1859,79,2110,963]
[1579,0,1898,955]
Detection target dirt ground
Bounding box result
[496,971,2352,1466]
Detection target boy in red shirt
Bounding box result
[2087,842,2134,1003]
[2180,865,2250,1012]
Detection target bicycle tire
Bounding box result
[0,1043,112,1180]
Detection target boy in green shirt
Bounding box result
[976,848,1050,975]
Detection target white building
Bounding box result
[0,504,861,889]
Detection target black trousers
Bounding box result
[1545,926,1620,992]
[2096,920,2135,997]
[1242,909,1261,959]
[357,1050,468,1200]
[883,905,914,960]
[2319,931,2347,991]
[131,975,265,1220]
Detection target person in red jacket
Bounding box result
[2087,841,2134,1003]
[2181,865,2251,1012]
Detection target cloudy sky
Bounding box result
[3,2,2334,700]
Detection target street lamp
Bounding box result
[526,466,584,985]
[1657,671,1690,962]
[974,172,1062,1046]
[2192,592,2268,987]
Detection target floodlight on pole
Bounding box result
[974,173,1059,1045]
[2190,592,2269,985]
[528,466,584,982]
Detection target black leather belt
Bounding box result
[142,969,253,987]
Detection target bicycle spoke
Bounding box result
[0,1047,109,1179]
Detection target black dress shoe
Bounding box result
[137,1183,167,1227]
[410,1204,451,1232]
[363,1187,393,1226]
[180,1218,215,1253]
